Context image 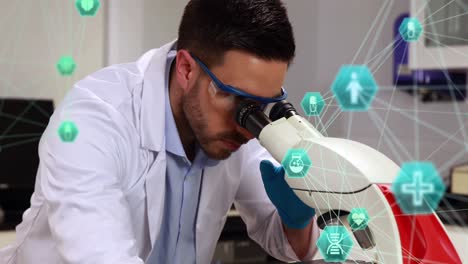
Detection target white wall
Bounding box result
[142,0,187,51]
[0,0,105,105]
[106,0,187,65]
[106,1,144,65]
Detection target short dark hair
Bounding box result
[177,0,295,67]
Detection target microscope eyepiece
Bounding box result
[235,100,271,139]
[236,99,300,139]
[269,100,298,121]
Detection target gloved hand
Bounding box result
[260,159,315,229]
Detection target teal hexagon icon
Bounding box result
[76,0,101,16]
[56,56,76,76]
[392,162,446,215]
[316,225,354,262]
[399,17,423,42]
[281,148,312,178]
[331,65,378,111]
[301,92,325,116]
[347,208,370,230]
[58,121,79,143]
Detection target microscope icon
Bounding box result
[309,95,318,114]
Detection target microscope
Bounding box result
[236,100,462,264]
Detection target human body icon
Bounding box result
[331,65,378,111]
[346,72,363,105]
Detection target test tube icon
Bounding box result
[407,21,416,38]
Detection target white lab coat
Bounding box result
[0,40,319,264]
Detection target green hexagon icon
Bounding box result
[281,148,312,179]
[331,65,378,112]
[58,121,79,143]
[347,208,370,230]
[392,162,445,215]
[76,0,101,16]
[301,92,325,116]
[56,56,76,76]
[399,17,423,42]
[316,225,354,262]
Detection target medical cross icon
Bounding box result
[401,171,434,206]
[392,162,445,215]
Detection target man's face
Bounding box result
[182,50,288,160]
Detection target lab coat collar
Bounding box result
[164,51,186,157]
[139,40,220,168]
[140,39,178,152]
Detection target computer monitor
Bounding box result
[0,98,54,229]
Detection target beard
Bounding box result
[182,81,231,160]
[181,81,248,160]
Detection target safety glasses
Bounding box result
[190,53,288,110]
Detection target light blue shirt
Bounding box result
[148,51,219,264]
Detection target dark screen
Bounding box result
[0,99,53,217]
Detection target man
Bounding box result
[0,0,319,263]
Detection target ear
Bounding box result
[174,50,199,93]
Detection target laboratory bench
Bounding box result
[0,209,466,263]
[213,207,468,263]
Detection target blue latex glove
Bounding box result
[260,159,316,229]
